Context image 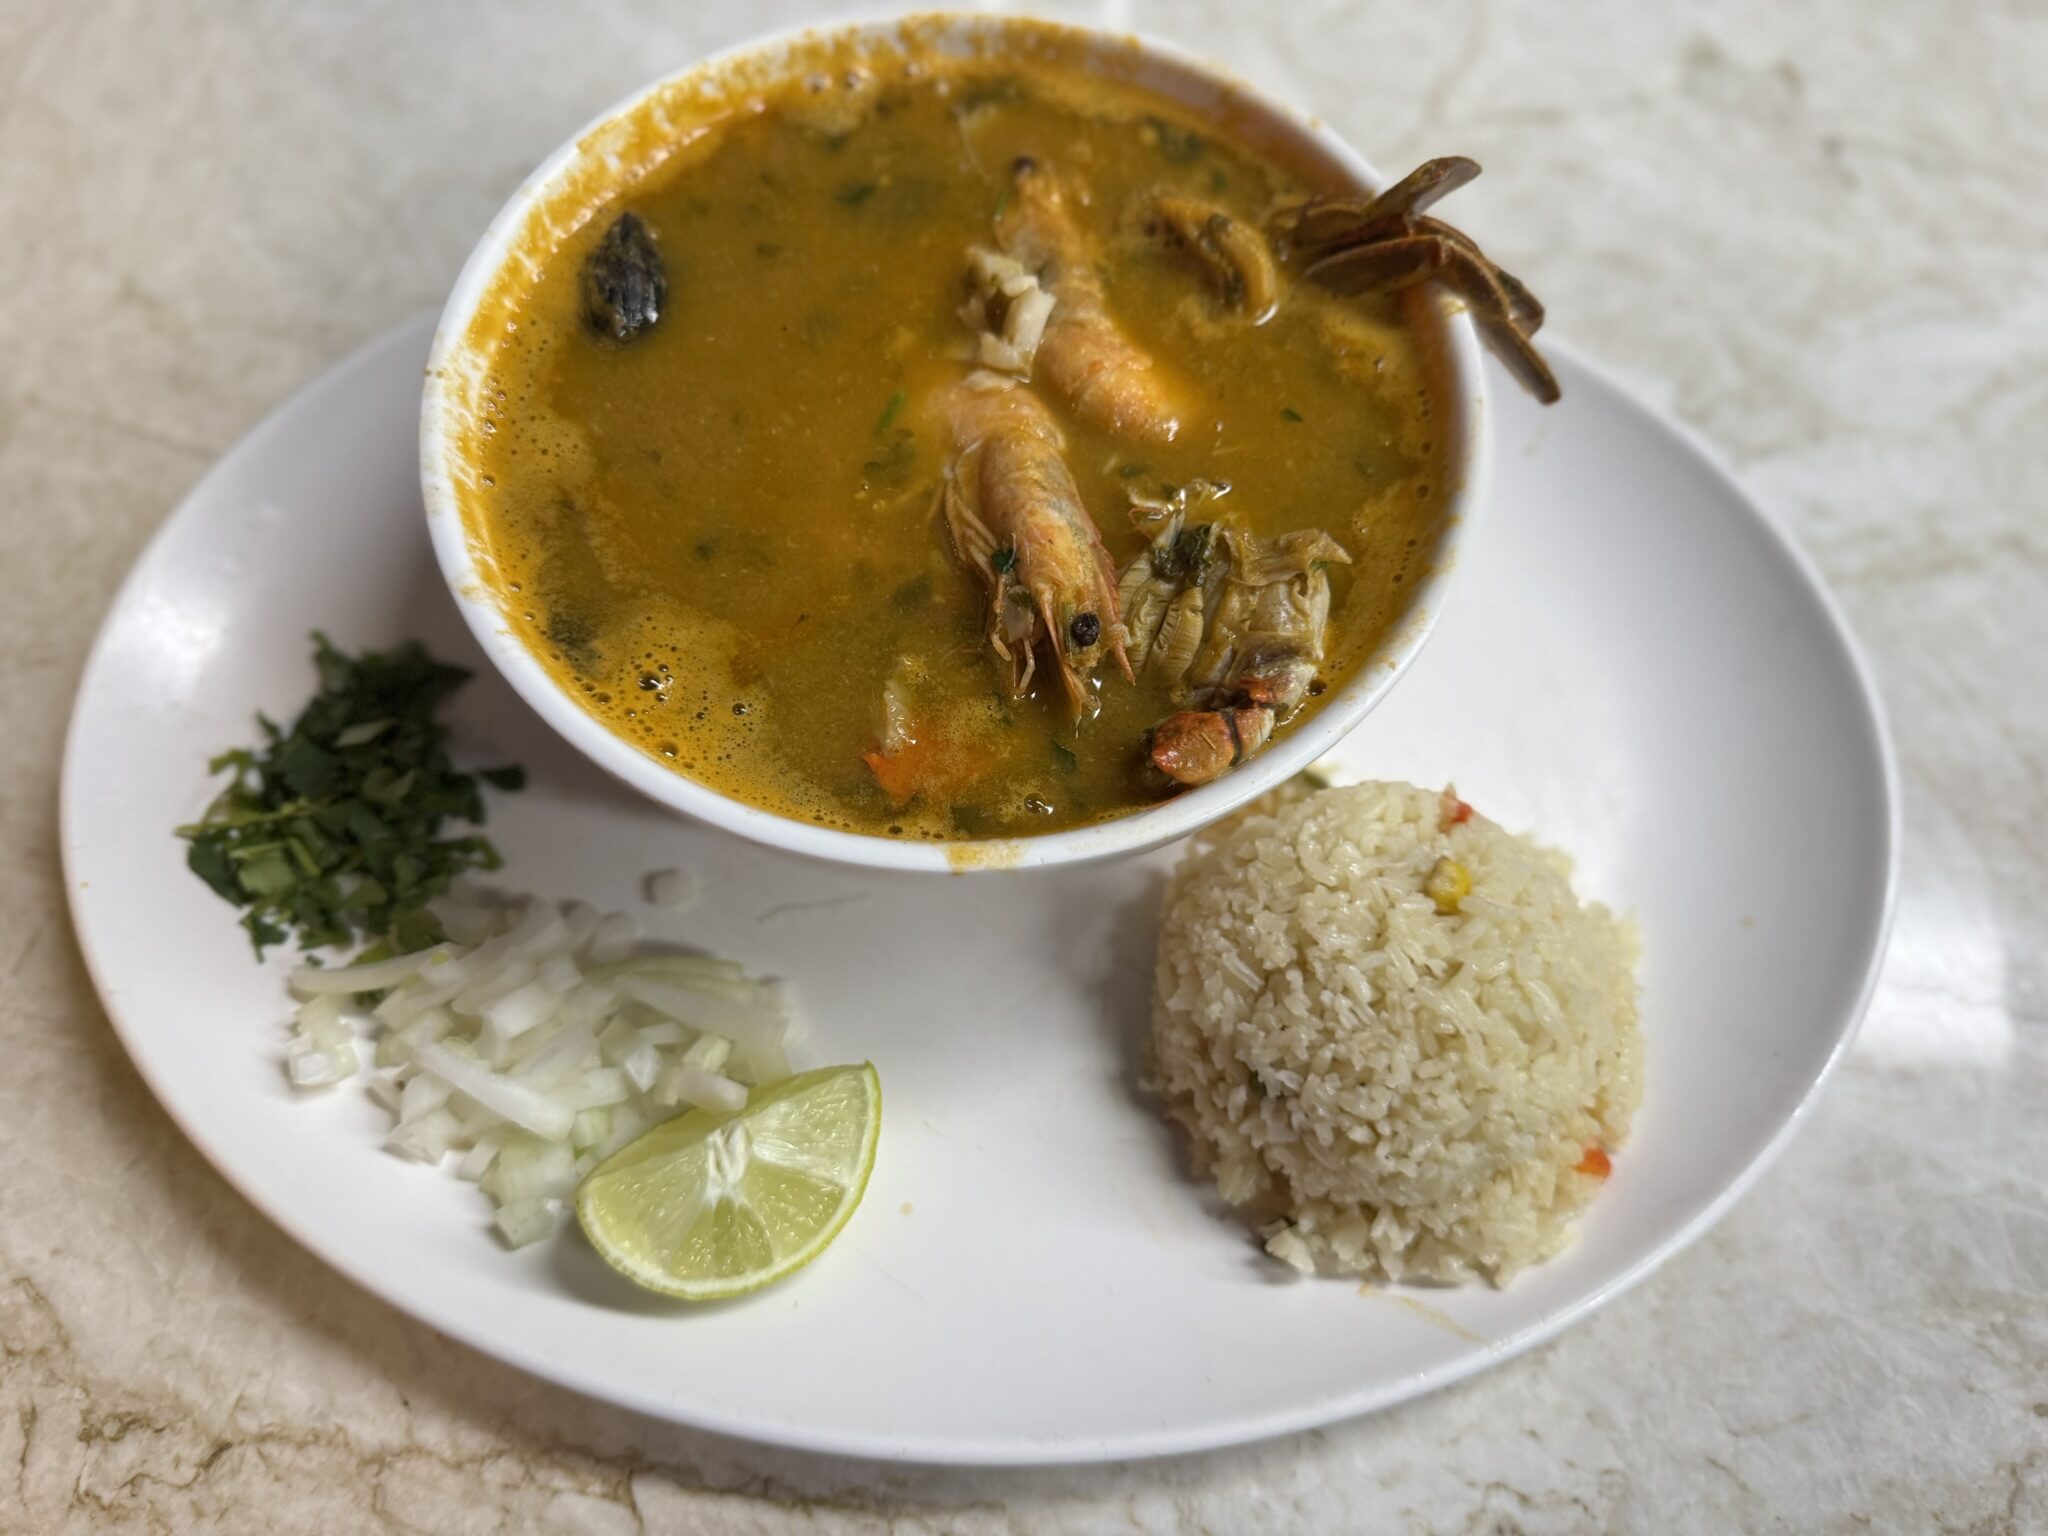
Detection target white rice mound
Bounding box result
[1149,780,1641,1285]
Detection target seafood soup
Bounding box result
[452,28,1500,842]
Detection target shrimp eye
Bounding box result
[1012,155,1038,178]
[1070,612,1100,647]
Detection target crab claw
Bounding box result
[1270,156,1560,405]
[1304,231,1560,404]
[1148,706,1276,786]
[1272,157,1480,250]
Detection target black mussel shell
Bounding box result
[583,211,666,342]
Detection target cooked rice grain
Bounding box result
[1149,780,1641,1285]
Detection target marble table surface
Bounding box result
[3,1,2042,1530]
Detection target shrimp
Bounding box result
[997,159,1184,442]
[938,376,1133,715]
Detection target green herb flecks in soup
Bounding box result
[462,43,1447,840]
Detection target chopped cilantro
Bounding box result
[1144,115,1206,164]
[177,633,521,958]
[861,429,916,488]
[873,389,907,435]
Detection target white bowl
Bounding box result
[421,12,1491,873]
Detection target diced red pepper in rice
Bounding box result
[1438,784,1475,829]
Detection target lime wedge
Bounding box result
[575,1063,880,1300]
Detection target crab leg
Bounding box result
[1416,217,1545,334]
[1305,233,1560,404]
[1270,156,1558,404]
[1351,155,1481,230]
[1274,156,1482,250]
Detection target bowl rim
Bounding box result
[420,10,1492,873]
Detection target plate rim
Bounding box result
[57,314,1901,1465]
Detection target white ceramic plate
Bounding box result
[61,315,1896,1465]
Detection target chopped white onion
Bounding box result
[620,1040,663,1095]
[680,1033,732,1074]
[571,1107,611,1152]
[555,1068,630,1111]
[288,944,457,997]
[559,900,601,953]
[597,1103,652,1161]
[414,1040,573,1140]
[375,963,469,1028]
[398,1070,453,1125]
[615,975,793,1062]
[287,1041,356,1088]
[660,1064,748,1115]
[281,897,810,1248]
[538,951,582,995]
[557,980,618,1032]
[452,1097,505,1137]
[386,1106,460,1164]
[645,868,697,909]
[456,1135,501,1182]
[585,911,639,963]
[488,1136,577,1204]
[512,1023,598,1089]
[294,1014,355,1055]
[596,1015,639,1065]
[365,1071,404,1114]
[452,954,535,1016]
[294,993,349,1035]
[381,1006,456,1067]
[492,1199,556,1249]
[479,976,563,1042]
